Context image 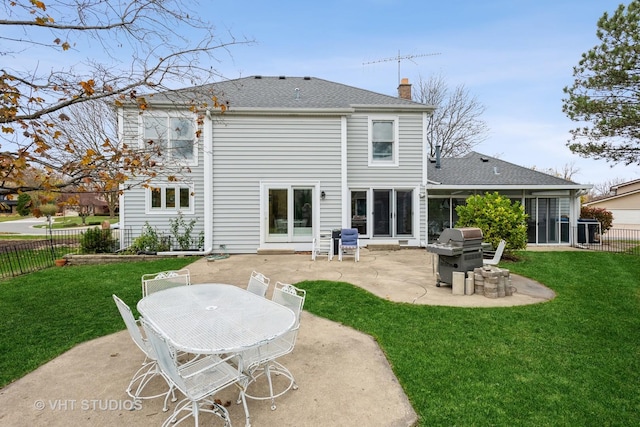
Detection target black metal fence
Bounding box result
[572,226,640,254]
[0,228,130,280]
[0,226,206,279]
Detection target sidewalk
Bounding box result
[0,248,555,426]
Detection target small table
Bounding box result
[137,284,296,355]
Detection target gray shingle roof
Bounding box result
[148,76,432,110]
[428,152,582,186]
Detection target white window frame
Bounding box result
[145,183,195,215]
[368,115,399,167]
[139,111,198,166]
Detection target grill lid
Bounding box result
[437,227,483,244]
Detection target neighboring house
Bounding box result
[116,76,591,253]
[426,152,591,245]
[584,179,640,230]
[0,190,18,214]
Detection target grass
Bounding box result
[0,251,638,425]
[300,251,640,426]
[0,214,22,223]
[0,258,194,386]
[46,215,118,229]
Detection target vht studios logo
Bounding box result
[34,399,142,411]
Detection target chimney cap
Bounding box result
[400,78,409,85]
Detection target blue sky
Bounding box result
[204,0,638,187]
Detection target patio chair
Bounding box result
[141,318,251,427]
[338,228,360,262]
[483,239,506,266]
[112,294,176,411]
[247,270,270,298]
[311,230,333,261]
[238,282,306,410]
[141,268,191,298]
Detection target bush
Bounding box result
[131,222,170,253]
[580,206,613,233]
[80,227,116,253]
[16,193,32,216]
[455,192,528,251]
[169,212,200,250]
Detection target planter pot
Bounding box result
[54,259,67,267]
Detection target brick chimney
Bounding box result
[398,77,412,100]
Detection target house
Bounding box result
[584,179,640,230]
[0,190,18,214]
[116,76,591,253]
[426,151,591,245]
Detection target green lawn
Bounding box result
[0,251,638,426]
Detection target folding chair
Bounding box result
[338,228,360,261]
[311,230,333,261]
[484,240,506,266]
[141,268,191,298]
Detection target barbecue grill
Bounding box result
[426,227,484,287]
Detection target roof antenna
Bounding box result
[363,50,441,84]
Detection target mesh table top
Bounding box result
[137,283,296,354]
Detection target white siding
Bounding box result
[119,107,206,246]
[211,115,343,253]
[347,114,424,186]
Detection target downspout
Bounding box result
[422,111,430,247]
[341,116,348,227]
[158,108,214,256]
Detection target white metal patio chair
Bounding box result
[238,282,306,410]
[141,318,251,427]
[311,230,333,261]
[483,239,506,266]
[112,294,176,411]
[338,228,360,261]
[247,271,270,298]
[141,268,191,297]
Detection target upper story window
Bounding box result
[141,113,196,164]
[369,117,399,166]
[147,184,194,214]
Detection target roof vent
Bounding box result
[278,76,286,79]
[303,76,311,80]
[494,167,500,175]
[480,157,489,162]
[295,87,300,100]
[254,75,262,79]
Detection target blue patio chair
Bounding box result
[338,228,360,262]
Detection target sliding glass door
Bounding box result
[351,189,413,237]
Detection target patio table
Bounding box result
[137,283,296,355]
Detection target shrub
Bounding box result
[16,193,32,216]
[580,206,613,233]
[80,227,116,253]
[455,192,528,250]
[131,222,170,253]
[169,212,199,250]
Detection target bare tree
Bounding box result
[53,100,121,218]
[532,162,581,181]
[586,177,628,200]
[1,0,251,193]
[414,74,489,157]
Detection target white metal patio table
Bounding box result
[137,284,296,355]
